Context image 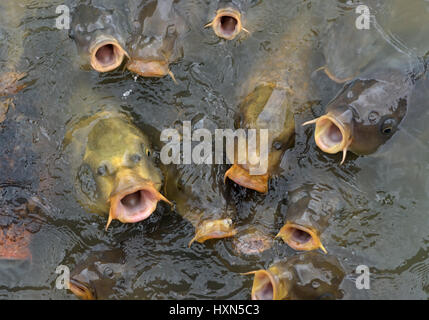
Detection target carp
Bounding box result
[68,248,130,300]
[248,251,345,300]
[69,1,130,73]
[276,183,345,253]
[164,164,237,246]
[224,6,318,193]
[306,2,429,163]
[64,110,170,229]
[126,0,186,80]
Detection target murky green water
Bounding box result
[0,0,428,299]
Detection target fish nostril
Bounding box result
[120,191,141,209]
[220,16,238,34]
[95,44,115,65]
[291,228,312,245]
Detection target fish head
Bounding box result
[249,264,290,300]
[206,0,249,40]
[224,85,295,193]
[164,164,237,246]
[70,4,129,72]
[305,76,408,162]
[0,225,32,261]
[286,253,345,300]
[277,223,326,253]
[250,252,345,300]
[78,117,170,229]
[69,250,126,300]
[126,0,184,78]
[276,191,328,253]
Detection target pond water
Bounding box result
[0,0,428,299]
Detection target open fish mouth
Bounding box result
[276,223,327,253]
[69,278,96,300]
[90,38,129,72]
[248,269,278,300]
[224,164,269,193]
[106,182,171,230]
[303,114,352,165]
[126,59,177,81]
[205,8,247,40]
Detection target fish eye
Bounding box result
[97,164,108,176]
[130,154,142,163]
[273,141,282,150]
[142,143,151,157]
[380,118,397,135]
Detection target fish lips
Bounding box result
[224,164,269,193]
[126,59,170,78]
[248,269,280,300]
[89,37,129,73]
[106,181,171,230]
[207,8,244,40]
[188,218,237,247]
[314,115,351,153]
[276,223,327,253]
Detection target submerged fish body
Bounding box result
[65,110,170,229]
[0,189,45,262]
[224,6,318,193]
[0,198,41,262]
[250,251,345,300]
[308,1,429,163]
[70,0,131,73]
[225,84,296,194]
[68,248,128,300]
[0,111,48,262]
[232,184,287,256]
[324,0,429,73]
[126,0,186,79]
[0,1,29,71]
[381,0,429,58]
[164,164,237,246]
[320,1,393,83]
